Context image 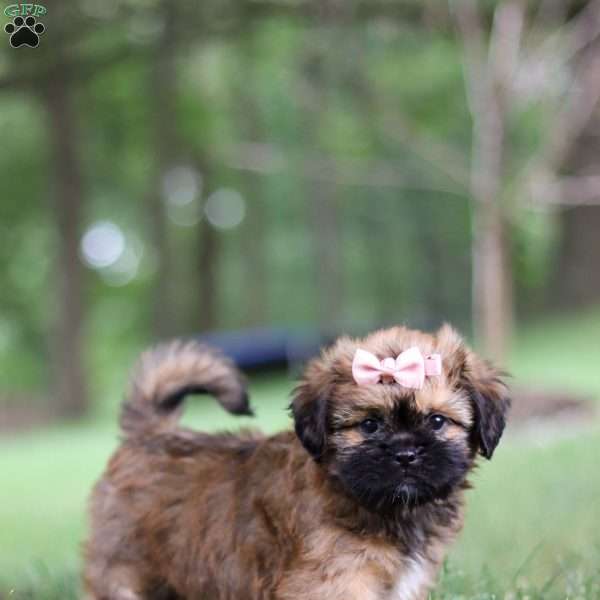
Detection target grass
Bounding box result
[509,308,600,399]
[4,558,600,600]
[1,308,600,598]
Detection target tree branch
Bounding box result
[531,0,600,68]
[450,0,488,122]
[220,141,464,194]
[529,174,600,207]
[377,112,470,190]
[0,44,138,92]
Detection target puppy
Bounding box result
[83,324,509,600]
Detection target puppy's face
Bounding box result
[291,325,510,512]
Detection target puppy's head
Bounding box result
[291,325,510,512]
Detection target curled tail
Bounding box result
[120,340,251,437]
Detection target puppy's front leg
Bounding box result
[83,564,148,600]
[277,566,385,600]
[82,589,142,600]
[388,557,437,600]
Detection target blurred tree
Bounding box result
[452,1,522,362]
[304,4,344,332]
[2,0,600,422]
[237,29,268,327]
[553,205,600,307]
[549,36,600,308]
[41,5,88,417]
[196,163,220,333]
[451,0,600,361]
[148,0,180,339]
[43,67,88,417]
[518,2,600,308]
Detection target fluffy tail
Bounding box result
[120,340,251,437]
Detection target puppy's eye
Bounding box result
[429,414,447,431]
[360,419,379,434]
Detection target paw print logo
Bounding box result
[4,15,45,48]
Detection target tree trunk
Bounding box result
[471,201,513,362]
[303,12,344,332]
[197,207,219,332]
[309,191,343,330]
[551,118,600,309]
[238,31,268,327]
[552,205,600,308]
[304,58,344,330]
[148,0,179,339]
[453,1,521,363]
[470,90,513,363]
[241,189,267,327]
[43,63,88,418]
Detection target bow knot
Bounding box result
[352,347,442,389]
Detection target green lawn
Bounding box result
[1,310,600,598]
[509,308,600,399]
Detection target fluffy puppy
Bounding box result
[83,325,510,600]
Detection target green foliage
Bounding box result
[0,6,563,409]
[0,96,51,391]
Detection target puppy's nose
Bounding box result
[394,448,418,466]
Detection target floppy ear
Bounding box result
[462,352,511,459]
[290,358,331,461]
[437,325,510,459]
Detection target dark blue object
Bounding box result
[196,327,333,373]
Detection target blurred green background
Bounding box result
[1,0,600,598]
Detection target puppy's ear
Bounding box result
[467,376,510,459]
[437,325,511,459]
[290,358,331,461]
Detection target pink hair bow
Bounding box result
[352,347,442,389]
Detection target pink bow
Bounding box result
[352,347,442,389]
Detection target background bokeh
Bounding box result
[1,0,600,597]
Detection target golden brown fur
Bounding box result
[83,325,510,600]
